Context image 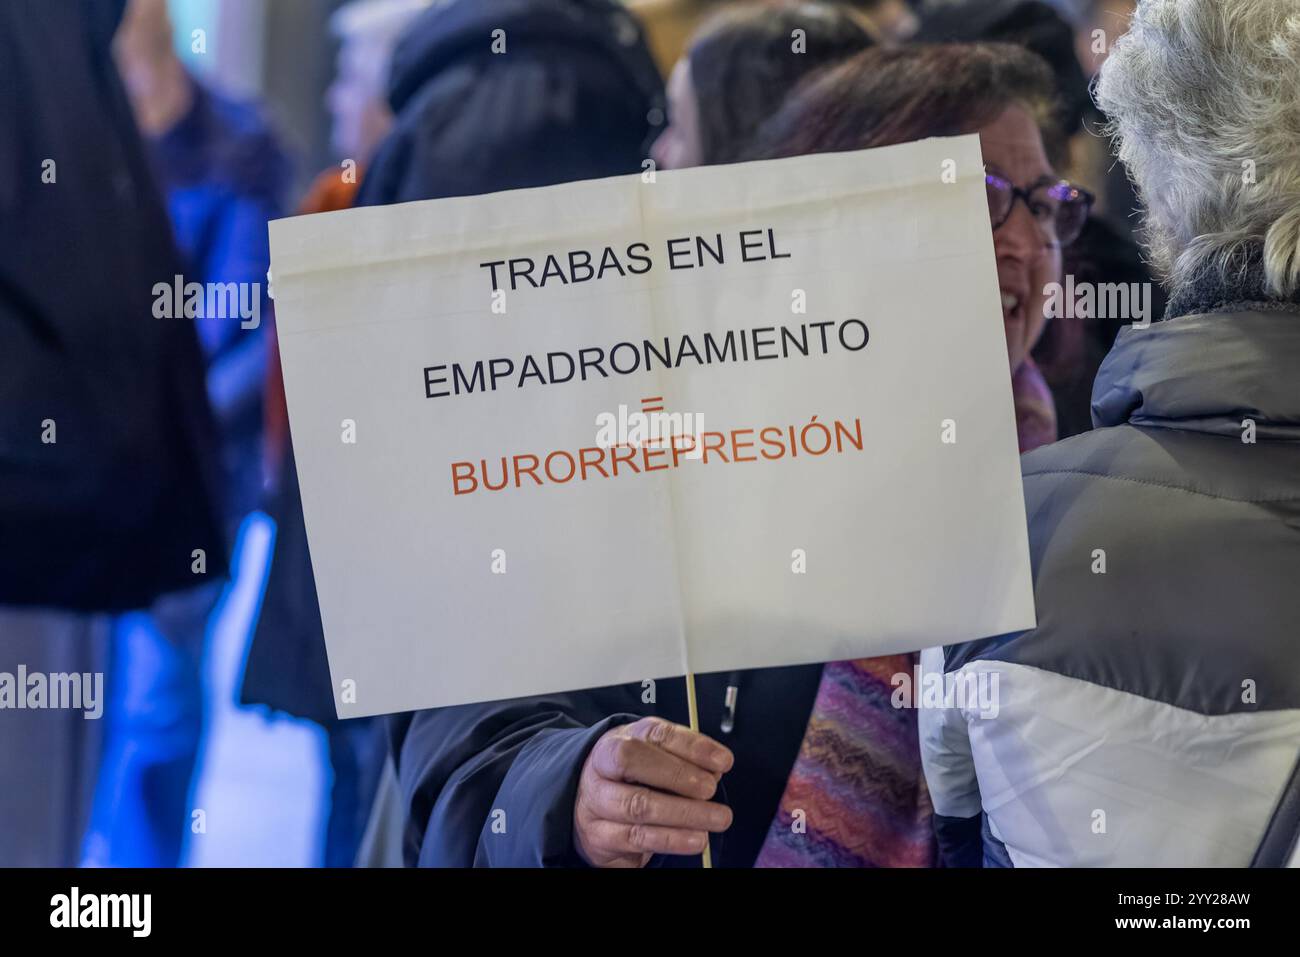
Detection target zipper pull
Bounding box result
[719,671,741,734]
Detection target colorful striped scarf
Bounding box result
[754,655,937,867]
[1012,356,1058,453]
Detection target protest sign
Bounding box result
[268,134,1036,718]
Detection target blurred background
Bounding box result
[159,0,338,190]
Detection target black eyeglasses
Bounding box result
[986,173,1094,248]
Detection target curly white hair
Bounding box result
[1096,0,1300,296]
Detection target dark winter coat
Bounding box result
[0,0,227,611]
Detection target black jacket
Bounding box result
[0,0,228,611]
[916,0,1090,139]
[355,0,665,207]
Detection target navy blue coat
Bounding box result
[392,668,822,867]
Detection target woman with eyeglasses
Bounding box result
[757,41,1092,453]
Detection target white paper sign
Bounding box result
[269,135,1036,718]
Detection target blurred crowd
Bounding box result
[3,0,1298,869]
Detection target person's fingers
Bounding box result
[580,817,710,858]
[574,719,735,867]
[583,778,733,832]
[627,716,734,775]
[574,788,648,868]
[590,732,718,799]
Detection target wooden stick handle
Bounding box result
[684,671,713,869]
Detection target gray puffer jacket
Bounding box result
[921,297,1300,867]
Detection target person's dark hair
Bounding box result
[750,42,1065,164]
[686,1,873,165]
[914,0,1091,138]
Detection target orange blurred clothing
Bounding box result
[263,169,362,480]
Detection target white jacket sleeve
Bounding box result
[917,645,982,819]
